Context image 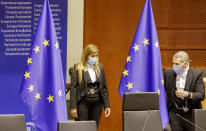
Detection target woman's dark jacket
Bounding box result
[69,64,110,109]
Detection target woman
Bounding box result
[70,44,111,126]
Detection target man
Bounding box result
[164,51,205,131]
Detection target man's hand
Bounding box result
[175,90,188,98]
[71,109,78,118]
[104,108,111,117]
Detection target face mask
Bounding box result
[87,57,97,66]
[173,64,184,74]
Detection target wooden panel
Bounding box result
[161,49,206,68]
[152,0,169,26]
[167,29,206,49]
[168,0,206,26]
[158,29,206,49]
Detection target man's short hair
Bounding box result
[173,51,189,63]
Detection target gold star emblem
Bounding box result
[24,71,30,79]
[43,40,49,47]
[47,94,54,103]
[127,56,131,62]
[157,89,160,95]
[143,38,149,46]
[35,93,41,100]
[27,57,32,65]
[58,89,62,96]
[55,41,59,49]
[126,82,133,90]
[122,69,128,77]
[28,84,34,92]
[33,45,40,53]
[161,79,164,85]
[133,44,140,52]
[154,41,159,48]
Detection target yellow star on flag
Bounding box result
[33,45,40,53]
[55,41,59,49]
[24,71,30,79]
[43,40,50,47]
[35,93,41,100]
[157,89,160,95]
[127,56,131,62]
[27,57,32,65]
[133,44,140,52]
[58,89,62,97]
[28,84,34,92]
[126,82,133,90]
[143,38,149,46]
[122,69,128,77]
[161,79,164,85]
[47,94,54,103]
[154,41,159,48]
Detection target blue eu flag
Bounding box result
[118,0,169,128]
[20,0,68,130]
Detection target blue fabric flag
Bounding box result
[20,0,68,131]
[118,0,169,129]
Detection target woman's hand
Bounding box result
[71,109,78,119]
[104,108,111,117]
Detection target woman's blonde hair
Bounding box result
[76,44,100,84]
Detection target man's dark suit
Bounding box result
[164,68,205,131]
[69,63,110,126]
